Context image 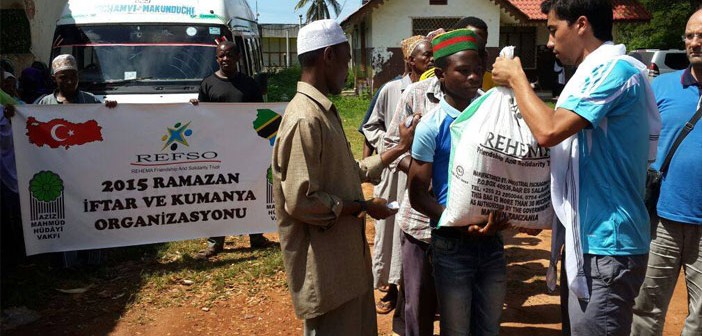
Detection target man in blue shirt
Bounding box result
[409,28,510,335]
[492,0,660,335]
[632,9,702,336]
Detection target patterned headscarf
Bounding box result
[401,35,428,59]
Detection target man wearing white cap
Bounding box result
[36,54,116,107]
[34,54,115,267]
[271,19,418,335]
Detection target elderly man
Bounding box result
[271,19,417,336]
[36,55,114,106]
[492,0,661,335]
[35,54,116,267]
[381,33,444,336]
[362,34,433,316]
[631,8,702,336]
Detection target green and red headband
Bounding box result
[431,28,480,60]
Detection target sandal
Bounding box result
[375,293,397,314]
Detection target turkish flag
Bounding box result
[25,117,103,149]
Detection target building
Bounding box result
[341,0,651,90]
[0,0,67,73]
[260,23,300,70]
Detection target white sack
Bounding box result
[438,85,553,229]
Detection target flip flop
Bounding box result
[375,296,396,314]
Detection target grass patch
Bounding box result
[330,95,371,159]
[266,67,371,159]
[1,70,367,316]
[2,237,285,311]
[266,67,300,102]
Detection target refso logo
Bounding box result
[135,151,219,163]
[131,121,221,166]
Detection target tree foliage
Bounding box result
[618,0,700,50]
[294,0,342,23]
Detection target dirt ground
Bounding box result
[5,183,689,336]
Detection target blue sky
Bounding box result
[250,0,361,24]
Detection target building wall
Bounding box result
[28,0,67,65]
[361,0,501,89]
[0,0,66,72]
[536,25,549,46]
[261,36,298,69]
[369,0,501,49]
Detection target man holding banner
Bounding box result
[272,20,418,335]
[35,54,117,267]
[191,40,273,259]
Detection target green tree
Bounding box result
[618,0,698,50]
[294,0,342,23]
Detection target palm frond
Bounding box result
[327,0,342,16]
[305,3,316,22]
[294,0,311,11]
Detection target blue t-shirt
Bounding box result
[559,58,652,255]
[411,99,461,208]
[651,69,702,225]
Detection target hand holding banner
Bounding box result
[12,103,286,255]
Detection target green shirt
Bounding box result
[0,90,17,105]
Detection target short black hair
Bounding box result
[434,48,485,70]
[435,56,448,70]
[297,42,347,68]
[451,16,488,32]
[0,59,14,76]
[298,48,324,68]
[541,0,613,42]
[218,41,241,54]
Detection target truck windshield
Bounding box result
[52,24,232,94]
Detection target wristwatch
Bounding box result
[353,199,367,216]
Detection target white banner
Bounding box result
[12,103,285,255]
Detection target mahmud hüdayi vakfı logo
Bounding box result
[28,171,66,241]
[161,121,193,151]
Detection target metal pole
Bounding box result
[285,30,290,67]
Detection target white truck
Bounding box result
[50,0,263,103]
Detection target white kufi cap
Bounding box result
[297,19,348,55]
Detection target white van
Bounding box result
[627,49,689,79]
[50,0,263,103]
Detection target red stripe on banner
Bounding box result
[433,36,477,52]
[130,160,222,167]
[55,43,217,48]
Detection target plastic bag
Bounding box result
[438,47,553,229]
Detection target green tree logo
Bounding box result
[29,171,64,202]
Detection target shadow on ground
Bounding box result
[1,240,279,335]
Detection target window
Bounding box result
[499,26,536,68]
[664,53,689,70]
[412,17,462,36]
[262,37,297,69]
[430,0,448,4]
[0,9,31,53]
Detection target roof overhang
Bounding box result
[340,0,651,30]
